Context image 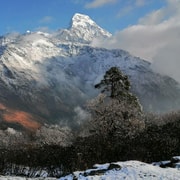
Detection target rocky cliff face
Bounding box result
[0,13,180,130]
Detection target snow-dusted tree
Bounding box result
[95,67,141,110]
[87,94,144,139]
[87,67,144,139]
[35,124,73,146]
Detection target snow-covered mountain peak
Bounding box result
[71,13,97,29]
[55,13,112,44]
[70,13,111,37]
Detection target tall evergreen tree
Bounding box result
[94,67,140,108]
[95,67,130,99]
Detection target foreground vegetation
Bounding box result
[0,110,179,176]
[0,67,179,177]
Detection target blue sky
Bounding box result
[0,0,166,35]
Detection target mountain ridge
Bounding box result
[0,13,180,130]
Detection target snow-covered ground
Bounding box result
[59,161,180,180]
[1,160,179,180]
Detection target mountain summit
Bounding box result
[70,13,111,38]
[71,13,99,29]
[55,13,111,44]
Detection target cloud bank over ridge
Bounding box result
[92,0,180,83]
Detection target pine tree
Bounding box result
[95,67,130,98]
[94,67,140,108]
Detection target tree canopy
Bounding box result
[95,67,130,99]
[94,67,141,109]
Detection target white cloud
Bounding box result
[117,0,147,18]
[92,0,180,82]
[138,9,166,25]
[39,16,54,24]
[35,26,52,33]
[117,5,133,18]
[135,0,146,7]
[85,0,117,8]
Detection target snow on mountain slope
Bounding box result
[0,13,180,129]
[62,45,180,112]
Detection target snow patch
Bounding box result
[60,161,180,180]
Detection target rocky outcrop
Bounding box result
[153,156,180,169]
